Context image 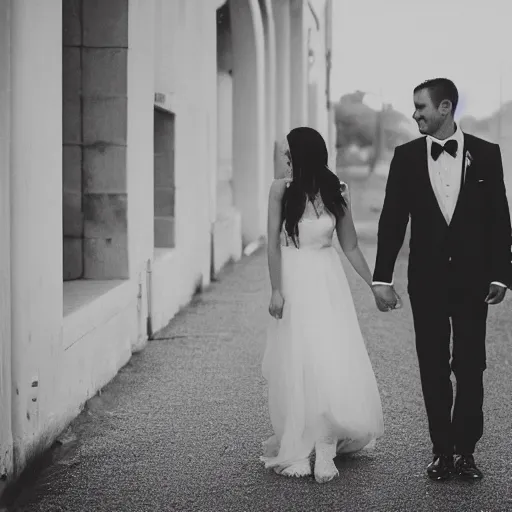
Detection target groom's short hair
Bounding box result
[414,78,459,114]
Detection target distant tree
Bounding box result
[334,92,416,168]
[334,93,377,149]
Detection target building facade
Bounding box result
[0,0,334,482]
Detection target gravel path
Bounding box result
[5,238,512,512]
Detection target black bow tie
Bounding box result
[431,139,458,161]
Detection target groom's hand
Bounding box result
[372,284,401,312]
[485,283,507,305]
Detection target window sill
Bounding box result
[63,279,134,350]
[154,247,176,263]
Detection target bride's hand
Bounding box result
[371,285,402,312]
[269,290,285,319]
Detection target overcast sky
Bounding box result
[330,0,512,120]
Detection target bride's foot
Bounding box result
[314,442,339,484]
[274,458,311,478]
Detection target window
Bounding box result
[154,108,176,249]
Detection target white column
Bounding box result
[305,2,327,139]
[203,3,218,283]
[127,0,155,274]
[10,0,63,471]
[273,0,291,141]
[0,0,13,480]
[207,4,219,231]
[216,2,234,219]
[289,0,308,128]
[261,0,277,195]
[325,0,336,170]
[216,72,234,215]
[230,0,266,244]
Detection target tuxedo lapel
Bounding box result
[449,133,471,228]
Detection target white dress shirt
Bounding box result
[427,125,464,225]
[373,125,507,289]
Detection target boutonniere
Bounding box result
[465,150,473,169]
[463,150,473,184]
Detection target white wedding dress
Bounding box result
[260,187,384,480]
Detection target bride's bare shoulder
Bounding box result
[338,179,350,203]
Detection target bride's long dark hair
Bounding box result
[283,127,347,248]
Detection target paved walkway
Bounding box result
[5,239,512,512]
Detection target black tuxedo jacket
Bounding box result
[373,133,512,297]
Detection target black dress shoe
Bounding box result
[427,454,454,481]
[454,454,483,480]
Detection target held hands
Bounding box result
[485,283,507,305]
[371,284,403,312]
[370,282,506,311]
[269,289,285,319]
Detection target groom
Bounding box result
[372,78,512,481]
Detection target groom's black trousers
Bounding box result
[409,289,488,456]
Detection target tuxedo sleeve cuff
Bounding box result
[372,281,394,286]
[491,281,508,288]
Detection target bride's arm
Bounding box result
[335,185,373,288]
[267,179,287,292]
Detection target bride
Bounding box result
[260,127,386,484]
